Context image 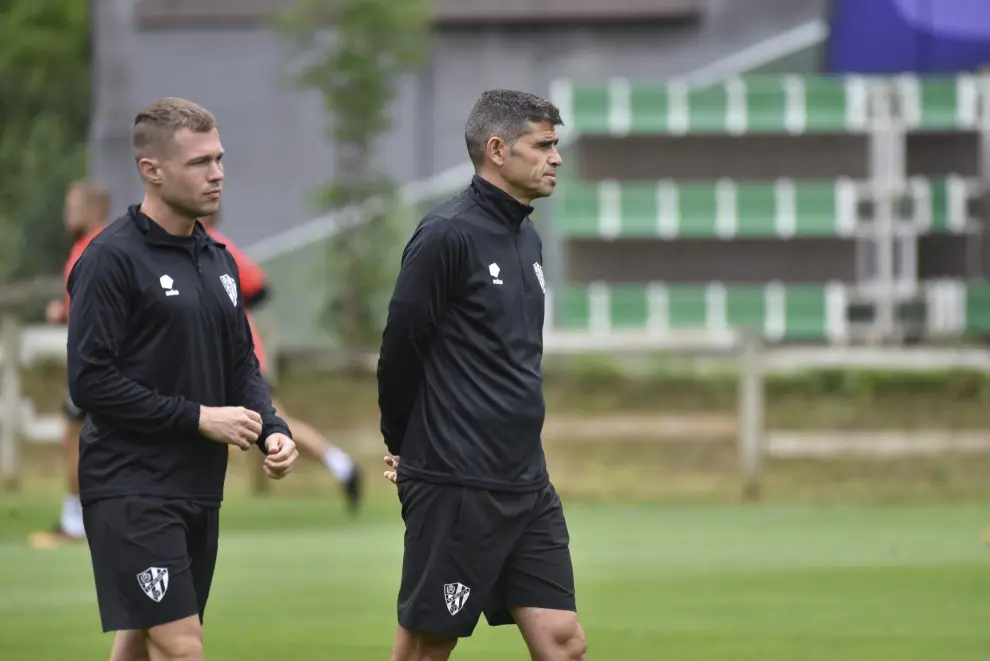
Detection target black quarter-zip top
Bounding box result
[66,205,290,506]
[377,175,550,492]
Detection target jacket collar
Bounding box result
[468,175,533,229]
[129,204,222,248]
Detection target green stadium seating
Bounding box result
[565,75,874,135]
[554,282,840,341]
[562,73,990,136]
[554,179,858,239]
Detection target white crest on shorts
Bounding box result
[219,274,238,306]
[444,582,471,616]
[137,566,169,603]
[533,262,546,294]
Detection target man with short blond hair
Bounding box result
[68,97,298,661]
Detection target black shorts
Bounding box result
[396,480,576,638]
[64,391,86,421]
[82,496,220,632]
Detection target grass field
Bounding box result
[2,489,989,660]
[6,368,990,658]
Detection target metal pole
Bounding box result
[0,314,22,490]
[738,328,764,501]
[871,85,897,342]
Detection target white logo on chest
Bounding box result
[489,262,502,285]
[160,275,179,297]
[220,274,238,306]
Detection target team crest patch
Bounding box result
[533,262,546,294]
[444,582,471,616]
[219,274,238,306]
[137,567,169,602]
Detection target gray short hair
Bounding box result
[464,90,563,167]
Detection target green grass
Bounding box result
[1,493,988,660]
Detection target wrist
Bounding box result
[179,400,202,434]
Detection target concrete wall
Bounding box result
[89,0,829,246]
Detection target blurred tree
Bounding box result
[278,0,430,352]
[0,0,91,284]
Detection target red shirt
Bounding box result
[60,227,105,323]
[207,228,270,375]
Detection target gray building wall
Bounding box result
[90,0,829,247]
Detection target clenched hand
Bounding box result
[263,433,298,479]
[198,406,262,450]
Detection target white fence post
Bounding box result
[738,328,765,501]
[1,314,22,490]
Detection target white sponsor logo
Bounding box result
[160,275,179,297]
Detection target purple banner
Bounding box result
[827,0,990,73]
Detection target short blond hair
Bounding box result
[131,97,218,160]
[67,179,111,216]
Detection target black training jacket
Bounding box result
[66,205,290,506]
[377,175,550,492]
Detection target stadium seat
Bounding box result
[666,284,710,329]
[894,74,980,130]
[609,283,650,328]
[964,281,990,333]
[907,176,975,233]
[568,84,611,134]
[782,284,831,341]
[628,84,676,134]
[803,75,870,132]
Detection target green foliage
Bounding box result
[551,354,990,413]
[0,0,91,283]
[278,0,430,350]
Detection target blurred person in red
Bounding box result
[29,180,110,549]
[199,212,363,511]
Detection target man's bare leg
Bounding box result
[271,398,362,512]
[145,615,205,661]
[389,625,458,661]
[60,417,85,536]
[109,630,150,661]
[513,607,587,661]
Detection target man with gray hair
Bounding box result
[377,89,587,660]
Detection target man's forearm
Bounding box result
[70,366,200,435]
